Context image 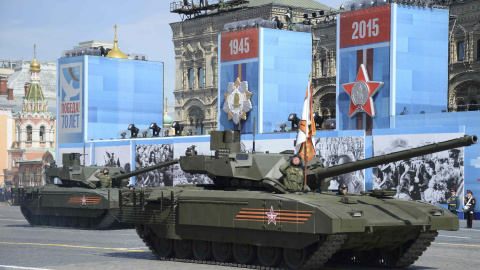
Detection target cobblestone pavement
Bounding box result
[0,203,479,270]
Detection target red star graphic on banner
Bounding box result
[265,206,278,225]
[342,64,384,117]
[81,195,87,205]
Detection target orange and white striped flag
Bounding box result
[295,78,316,162]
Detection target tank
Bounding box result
[11,153,178,229]
[115,130,477,268]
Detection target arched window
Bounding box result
[458,41,465,61]
[188,107,205,135]
[188,68,194,89]
[40,126,45,142]
[198,67,204,88]
[26,126,32,142]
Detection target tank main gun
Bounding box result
[178,130,478,193]
[310,135,478,180]
[111,159,179,181]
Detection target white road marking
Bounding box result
[0,266,53,270]
[437,235,470,239]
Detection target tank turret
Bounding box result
[180,130,478,193]
[45,153,178,189]
[11,153,178,230]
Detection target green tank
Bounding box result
[12,153,177,229]
[115,130,477,268]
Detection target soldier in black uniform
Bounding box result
[464,190,475,228]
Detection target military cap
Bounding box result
[449,149,460,158]
[467,190,473,195]
[450,189,456,192]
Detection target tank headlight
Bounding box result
[433,210,443,216]
[350,211,363,217]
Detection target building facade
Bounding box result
[4,47,55,187]
[170,0,332,134]
[170,0,480,130]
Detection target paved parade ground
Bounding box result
[0,203,479,270]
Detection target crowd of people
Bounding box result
[373,149,463,204]
[135,144,174,187]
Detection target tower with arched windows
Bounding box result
[5,45,55,187]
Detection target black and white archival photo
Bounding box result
[135,144,174,187]
[372,133,464,204]
[94,145,131,173]
[172,142,212,185]
[314,136,365,193]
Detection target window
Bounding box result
[198,67,204,88]
[458,41,465,61]
[35,168,42,184]
[477,40,480,59]
[321,59,327,76]
[40,126,45,142]
[188,68,194,89]
[26,126,32,142]
[23,168,30,186]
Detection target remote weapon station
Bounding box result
[12,153,177,229]
[116,130,477,269]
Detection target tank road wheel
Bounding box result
[78,217,90,228]
[155,238,173,258]
[353,249,377,264]
[67,216,78,227]
[31,214,41,226]
[193,240,212,261]
[212,242,233,262]
[57,216,68,227]
[232,243,256,265]
[39,215,49,226]
[379,246,403,266]
[284,247,308,269]
[257,246,281,267]
[174,239,193,259]
[48,216,59,227]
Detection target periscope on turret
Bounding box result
[114,130,477,269]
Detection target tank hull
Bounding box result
[119,186,456,268]
[13,185,125,229]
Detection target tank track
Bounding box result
[385,230,438,268]
[19,206,121,230]
[135,224,347,269]
[332,230,438,268]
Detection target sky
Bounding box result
[0,0,345,110]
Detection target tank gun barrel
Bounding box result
[112,159,179,181]
[313,135,477,179]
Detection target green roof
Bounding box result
[26,83,45,101]
[246,0,334,10]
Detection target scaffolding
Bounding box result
[170,0,249,20]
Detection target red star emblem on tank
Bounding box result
[265,206,278,225]
[81,195,87,205]
[342,64,384,117]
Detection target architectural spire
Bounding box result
[30,44,41,71]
